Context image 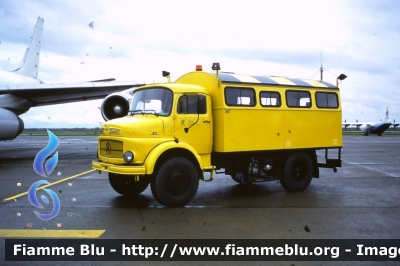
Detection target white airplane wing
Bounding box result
[0,80,142,107]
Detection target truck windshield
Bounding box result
[129,88,173,117]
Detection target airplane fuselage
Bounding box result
[361,122,391,136]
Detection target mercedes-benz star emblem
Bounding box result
[105,142,111,155]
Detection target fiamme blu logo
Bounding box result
[28,130,61,221]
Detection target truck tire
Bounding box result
[150,174,162,203]
[109,173,149,196]
[280,152,313,192]
[151,157,199,207]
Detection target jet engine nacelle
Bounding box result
[0,108,25,140]
[100,89,133,121]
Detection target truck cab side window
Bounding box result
[177,95,207,114]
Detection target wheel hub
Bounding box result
[167,172,189,196]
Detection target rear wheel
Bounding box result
[109,173,149,196]
[280,152,313,192]
[151,157,199,207]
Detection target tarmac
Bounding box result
[0,134,399,265]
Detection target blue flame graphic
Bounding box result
[33,130,59,177]
[28,180,61,221]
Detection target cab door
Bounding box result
[174,94,212,154]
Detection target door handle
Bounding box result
[203,120,210,123]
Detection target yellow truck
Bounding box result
[92,63,343,207]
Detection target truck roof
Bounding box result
[210,72,337,89]
[145,83,207,93]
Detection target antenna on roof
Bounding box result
[320,52,323,81]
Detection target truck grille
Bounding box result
[100,140,123,158]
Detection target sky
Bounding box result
[0,0,399,128]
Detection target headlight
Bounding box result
[123,151,134,163]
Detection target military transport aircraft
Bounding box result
[343,108,392,136]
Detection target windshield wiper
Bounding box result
[143,109,159,117]
[129,109,159,117]
[129,110,144,115]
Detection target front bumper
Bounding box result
[92,160,146,175]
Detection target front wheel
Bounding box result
[280,152,313,192]
[151,157,199,207]
[109,173,149,196]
